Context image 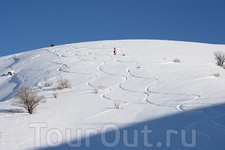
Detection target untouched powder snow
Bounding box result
[0,40,225,149]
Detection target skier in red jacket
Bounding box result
[113,47,117,55]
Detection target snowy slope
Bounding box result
[0,40,225,150]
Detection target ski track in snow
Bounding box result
[97,58,135,103]
[45,45,115,99]
[46,47,99,89]
[116,59,158,105]
[52,45,203,113]
[110,58,201,112]
[145,85,201,110]
[182,106,225,149]
[175,95,201,112]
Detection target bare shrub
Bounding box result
[53,92,58,98]
[136,66,141,69]
[56,77,72,90]
[114,101,121,109]
[11,86,46,114]
[213,73,220,77]
[93,86,105,94]
[214,51,225,67]
[173,59,181,63]
[93,88,99,94]
[43,77,53,87]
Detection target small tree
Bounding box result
[214,51,225,67]
[56,77,72,90]
[11,86,46,114]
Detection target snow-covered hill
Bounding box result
[0,40,225,149]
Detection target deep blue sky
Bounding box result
[0,0,225,57]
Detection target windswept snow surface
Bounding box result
[0,40,225,149]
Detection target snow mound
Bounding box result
[0,40,225,149]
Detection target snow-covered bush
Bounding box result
[7,70,16,76]
[93,86,105,94]
[173,58,181,63]
[114,101,121,109]
[11,86,46,114]
[56,77,72,90]
[214,51,225,67]
[93,88,99,94]
[213,73,220,77]
[43,77,53,87]
[53,92,58,98]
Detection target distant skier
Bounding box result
[113,47,117,55]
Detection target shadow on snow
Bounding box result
[39,103,225,150]
[0,74,22,102]
[0,108,25,113]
